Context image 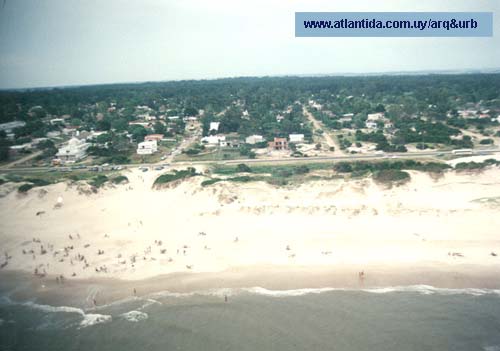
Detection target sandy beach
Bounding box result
[1,162,500,305]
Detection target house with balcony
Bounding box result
[55,137,90,164]
[268,137,288,150]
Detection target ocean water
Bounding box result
[1,286,500,351]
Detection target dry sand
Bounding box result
[1,165,500,298]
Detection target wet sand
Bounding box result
[2,263,500,308]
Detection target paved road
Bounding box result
[1,148,498,173]
[223,149,499,165]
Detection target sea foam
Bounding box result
[145,285,500,300]
[79,314,112,328]
[120,310,148,322]
[0,298,112,329]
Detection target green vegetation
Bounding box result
[373,169,411,185]
[480,138,494,145]
[455,159,500,171]
[90,175,109,188]
[213,162,332,176]
[201,176,254,187]
[24,178,51,187]
[13,177,52,193]
[18,183,34,193]
[1,74,499,166]
[208,162,337,187]
[236,163,252,173]
[238,145,256,159]
[90,173,129,187]
[183,143,205,155]
[111,175,129,184]
[153,167,199,186]
[333,160,451,174]
[208,159,458,187]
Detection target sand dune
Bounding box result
[1,167,500,287]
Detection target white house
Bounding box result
[46,131,61,138]
[9,143,32,155]
[55,137,90,164]
[50,118,65,125]
[365,121,378,129]
[209,122,220,132]
[62,127,78,136]
[137,140,158,155]
[0,121,26,133]
[367,113,384,121]
[458,110,477,119]
[289,134,305,143]
[339,116,353,123]
[245,135,264,144]
[201,135,225,145]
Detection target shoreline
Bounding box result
[2,263,500,308]
[2,167,500,308]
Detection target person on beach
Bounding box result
[133,288,137,296]
[224,295,228,303]
[358,271,365,281]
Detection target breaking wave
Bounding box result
[0,298,112,328]
[79,313,112,328]
[145,285,500,300]
[120,310,148,322]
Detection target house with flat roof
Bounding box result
[245,135,264,144]
[145,134,164,142]
[201,135,225,145]
[289,134,305,143]
[137,140,158,155]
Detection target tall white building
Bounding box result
[55,137,90,164]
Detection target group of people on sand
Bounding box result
[95,265,108,273]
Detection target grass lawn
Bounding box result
[174,147,247,162]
